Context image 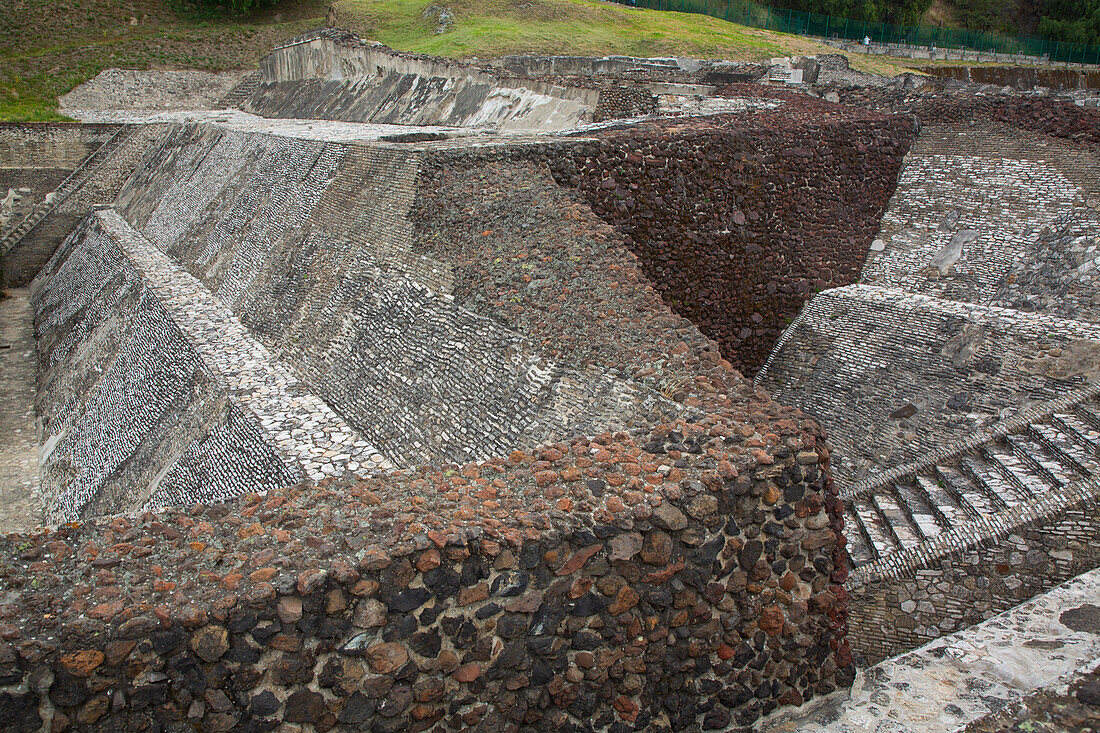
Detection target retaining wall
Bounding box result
[32,214,304,523]
[114,125,666,470]
[0,406,848,732]
[0,124,119,239]
[243,31,598,132]
[549,112,917,374]
[847,489,1100,662]
[2,125,165,288]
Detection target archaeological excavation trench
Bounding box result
[0,26,1097,732]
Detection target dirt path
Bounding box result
[0,288,41,532]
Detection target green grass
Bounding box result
[0,0,909,121]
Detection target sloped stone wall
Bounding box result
[243,31,598,133]
[32,216,303,522]
[114,126,670,469]
[548,112,917,375]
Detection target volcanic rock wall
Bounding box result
[548,113,917,374]
[0,406,848,732]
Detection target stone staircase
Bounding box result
[843,392,1100,576]
[216,71,261,110]
[0,126,131,260]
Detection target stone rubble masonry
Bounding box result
[548,109,918,375]
[847,483,1100,663]
[785,566,1100,733]
[113,125,669,470]
[0,408,849,732]
[32,209,389,523]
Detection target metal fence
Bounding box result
[611,0,1100,66]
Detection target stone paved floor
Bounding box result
[763,568,1100,733]
[0,288,41,531]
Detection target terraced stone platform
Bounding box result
[760,116,1100,663]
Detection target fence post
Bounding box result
[725,0,730,21]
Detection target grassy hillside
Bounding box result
[0,0,908,121]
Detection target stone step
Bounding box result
[893,481,946,539]
[844,506,876,567]
[1028,422,1100,474]
[852,499,899,560]
[980,444,1053,497]
[1005,433,1082,487]
[933,464,996,519]
[1,127,132,259]
[871,490,924,549]
[1074,401,1100,432]
[1051,412,1100,454]
[914,474,968,527]
[959,455,1022,510]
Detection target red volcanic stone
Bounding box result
[534,470,559,487]
[452,663,481,683]
[297,569,328,595]
[614,696,640,723]
[366,642,408,674]
[759,606,784,636]
[608,585,640,616]
[60,650,104,677]
[416,549,441,572]
[555,544,603,576]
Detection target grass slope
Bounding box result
[1,0,907,121]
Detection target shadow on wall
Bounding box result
[550,117,917,375]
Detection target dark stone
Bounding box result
[946,392,971,410]
[1077,679,1100,707]
[387,587,433,613]
[889,403,917,419]
[490,571,529,597]
[496,614,529,639]
[423,567,461,598]
[1060,605,1100,633]
[740,540,763,570]
[474,603,503,620]
[151,630,185,655]
[409,630,442,658]
[251,621,280,646]
[377,684,412,718]
[284,689,325,723]
[570,593,608,617]
[571,630,603,650]
[0,691,41,733]
[130,683,169,709]
[338,692,376,724]
[49,672,87,708]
